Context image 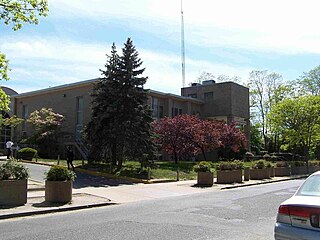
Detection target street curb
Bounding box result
[0,202,118,220]
[220,175,308,190]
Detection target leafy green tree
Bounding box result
[0,0,48,120]
[248,70,292,152]
[196,71,241,84]
[250,122,263,154]
[86,38,154,167]
[268,95,320,159]
[0,0,48,30]
[297,65,320,96]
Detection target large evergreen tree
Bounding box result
[86,38,154,167]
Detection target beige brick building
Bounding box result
[7,78,249,159]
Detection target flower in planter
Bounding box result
[45,166,76,181]
[0,159,29,180]
[193,161,212,173]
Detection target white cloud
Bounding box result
[1,36,252,94]
[49,0,320,55]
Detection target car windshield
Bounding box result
[297,175,320,196]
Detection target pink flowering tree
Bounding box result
[153,114,222,162]
[25,108,65,158]
[153,115,198,163]
[214,121,247,160]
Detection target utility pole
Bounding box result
[181,0,186,88]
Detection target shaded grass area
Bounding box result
[30,158,86,168]
[28,159,255,180]
[82,161,201,180]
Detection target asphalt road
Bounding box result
[0,179,303,240]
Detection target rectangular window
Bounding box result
[151,97,159,118]
[22,105,28,119]
[22,104,28,131]
[76,97,84,138]
[204,92,214,101]
[174,108,178,116]
[159,106,164,118]
[179,109,183,115]
[188,93,197,99]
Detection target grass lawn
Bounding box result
[80,161,202,180]
[27,158,256,181]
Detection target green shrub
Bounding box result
[18,147,37,160]
[275,161,289,168]
[309,160,320,166]
[216,160,243,171]
[252,160,267,169]
[265,161,273,168]
[18,147,37,154]
[193,161,212,173]
[0,159,29,180]
[45,166,76,181]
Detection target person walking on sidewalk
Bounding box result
[6,140,13,159]
[66,146,75,171]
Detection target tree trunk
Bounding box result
[111,143,117,166]
[201,147,207,161]
[174,151,178,164]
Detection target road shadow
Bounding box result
[72,171,136,189]
[32,201,70,208]
[0,204,24,209]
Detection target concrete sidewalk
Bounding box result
[0,175,306,220]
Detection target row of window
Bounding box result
[188,92,214,101]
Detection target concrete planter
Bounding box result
[0,179,27,206]
[197,172,213,186]
[45,180,72,203]
[275,167,291,177]
[269,166,275,178]
[291,166,307,175]
[216,170,242,184]
[309,165,320,173]
[244,167,250,181]
[250,168,270,180]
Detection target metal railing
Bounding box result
[75,137,89,160]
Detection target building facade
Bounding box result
[181,80,250,139]
[9,78,249,159]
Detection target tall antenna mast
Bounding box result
[181,0,186,88]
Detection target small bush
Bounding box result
[18,147,37,154]
[216,160,243,171]
[0,159,29,180]
[276,161,289,168]
[45,166,76,181]
[18,147,37,160]
[309,160,320,166]
[252,160,267,169]
[193,161,212,173]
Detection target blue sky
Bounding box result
[1,0,320,95]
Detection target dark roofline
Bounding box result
[182,81,248,90]
[12,78,203,103]
[13,78,100,98]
